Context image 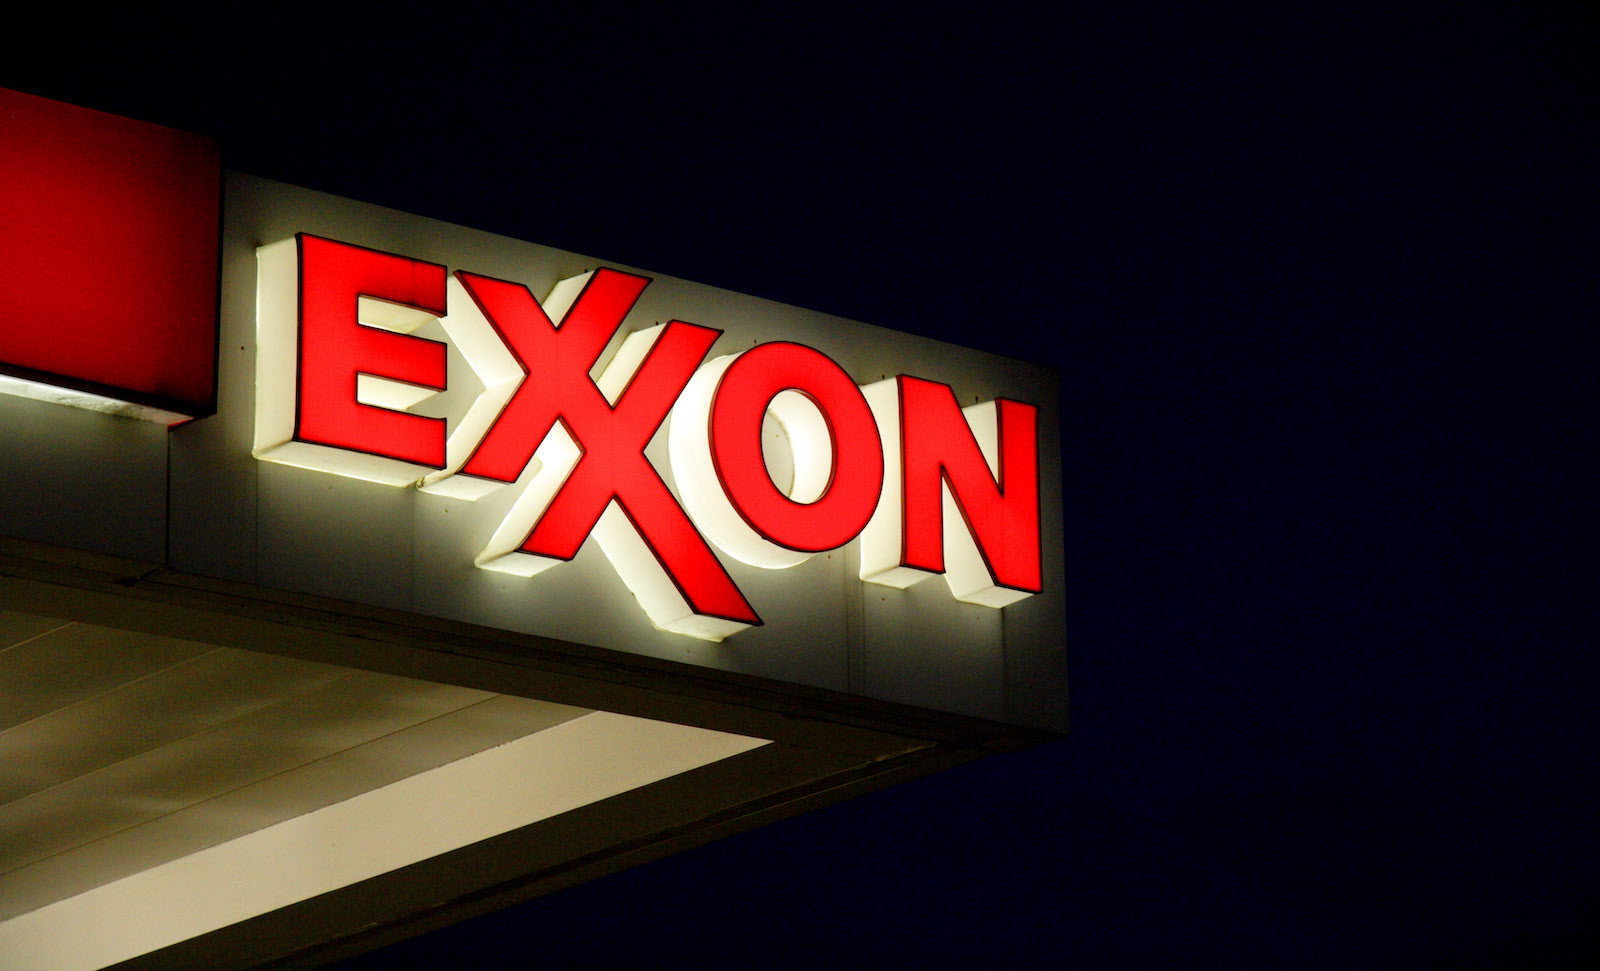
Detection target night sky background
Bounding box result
[5,2,1594,967]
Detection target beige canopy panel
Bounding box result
[0,540,1051,969]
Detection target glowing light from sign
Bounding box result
[670,342,882,569]
[0,374,193,425]
[860,376,1041,607]
[452,268,762,637]
[253,232,1043,640]
[255,235,449,484]
[418,274,527,499]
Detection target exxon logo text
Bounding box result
[255,235,1041,641]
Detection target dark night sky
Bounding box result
[5,3,1595,967]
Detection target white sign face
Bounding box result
[254,233,1044,643]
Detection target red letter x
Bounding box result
[456,268,760,634]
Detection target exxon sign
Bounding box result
[255,234,1042,642]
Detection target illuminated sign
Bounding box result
[0,87,219,423]
[256,234,1042,641]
